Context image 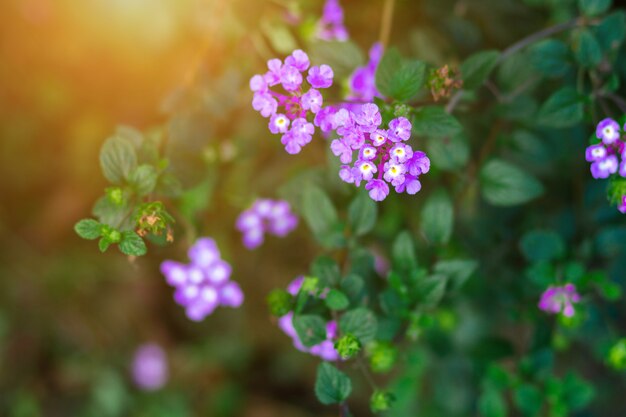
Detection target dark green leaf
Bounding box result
[520,230,565,262]
[341,274,365,302]
[118,231,147,256]
[479,387,507,417]
[426,134,470,171]
[460,50,500,90]
[310,256,341,287]
[579,0,612,17]
[513,384,543,416]
[99,135,138,183]
[314,362,352,405]
[572,29,602,68]
[420,189,454,245]
[376,48,427,101]
[339,308,378,344]
[74,219,102,240]
[325,289,350,311]
[433,259,478,291]
[412,106,462,138]
[529,39,572,77]
[128,164,158,196]
[293,315,327,347]
[595,11,626,51]
[348,190,377,236]
[537,87,584,128]
[392,231,418,271]
[480,159,544,206]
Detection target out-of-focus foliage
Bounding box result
[3,0,626,416]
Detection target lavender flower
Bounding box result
[596,118,621,145]
[348,43,384,102]
[236,199,298,249]
[328,104,430,201]
[591,155,619,179]
[619,196,626,214]
[250,50,334,154]
[131,343,168,391]
[538,283,581,317]
[316,0,349,41]
[277,277,339,361]
[160,238,243,321]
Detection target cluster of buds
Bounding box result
[427,65,463,102]
[135,202,174,242]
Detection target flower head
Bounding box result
[131,343,168,391]
[538,283,581,317]
[316,0,349,41]
[236,199,298,249]
[348,43,383,102]
[161,238,243,321]
[596,118,621,145]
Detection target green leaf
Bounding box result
[480,159,544,206]
[293,315,327,347]
[479,387,507,417]
[392,231,418,271]
[460,50,500,90]
[325,289,350,311]
[420,189,454,245]
[99,134,138,183]
[118,231,147,256]
[412,106,462,138]
[579,0,612,17]
[416,274,448,308]
[433,259,478,291]
[314,362,352,405]
[74,219,102,240]
[595,11,626,51]
[520,230,565,262]
[572,29,603,68]
[310,256,341,287]
[128,164,158,196]
[376,48,427,101]
[302,185,343,248]
[309,40,365,80]
[426,134,470,171]
[537,87,584,128]
[561,372,595,410]
[98,237,112,253]
[348,190,378,236]
[339,308,378,344]
[341,274,365,302]
[513,384,543,416]
[529,39,572,77]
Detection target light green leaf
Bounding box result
[128,164,158,196]
[339,308,378,344]
[376,48,427,101]
[74,219,102,240]
[479,387,507,417]
[416,274,448,308]
[325,289,350,311]
[314,362,352,405]
[434,259,478,291]
[348,190,377,236]
[480,159,544,206]
[420,189,454,245]
[302,185,344,248]
[118,231,147,256]
[293,314,328,347]
[460,50,500,90]
[412,106,462,138]
[99,135,138,183]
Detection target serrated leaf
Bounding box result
[339,308,378,344]
[310,256,341,287]
[118,231,147,256]
[376,48,426,101]
[293,314,327,347]
[480,159,544,206]
[572,29,602,68]
[302,185,343,248]
[325,289,350,311]
[348,190,377,236]
[420,189,453,245]
[537,87,584,128]
[460,50,500,90]
[99,238,112,253]
[416,274,448,308]
[128,164,158,196]
[520,230,565,262]
[99,135,138,183]
[74,219,102,240]
[412,106,462,138]
[314,362,352,405]
[529,39,572,77]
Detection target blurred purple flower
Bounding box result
[538,284,581,317]
[316,0,349,41]
[236,199,298,249]
[131,343,168,391]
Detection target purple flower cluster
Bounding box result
[277,277,339,361]
[348,43,384,102]
[250,50,334,154]
[160,238,243,321]
[316,0,348,41]
[321,103,430,201]
[131,343,168,391]
[236,199,298,249]
[586,118,626,179]
[538,283,581,318]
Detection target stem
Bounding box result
[356,355,378,391]
[379,0,396,48]
[605,92,626,114]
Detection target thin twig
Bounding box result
[379,0,396,48]
[605,92,626,114]
[356,355,378,391]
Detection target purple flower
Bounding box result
[301,89,323,114]
[383,161,407,186]
[390,143,413,163]
[316,0,349,41]
[619,196,626,214]
[596,118,621,145]
[236,199,298,249]
[284,49,310,72]
[265,59,283,86]
[249,75,266,92]
[331,138,354,164]
[252,92,278,118]
[269,114,290,134]
[277,278,339,361]
[348,43,383,102]
[591,155,618,179]
[366,179,390,201]
[370,130,388,147]
[620,161,626,178]
[161,238,243,321]
[538,283,581,317]
[354,103,382,132]
[585,144,608,162]
[388,117,412,142]
[359,145,377,161]
[280,65,303,91]
[314,106,338,132]
[307,65,334,89]
[131,344,168,391]
[395,174,422,194]
[356,160,377,181]
[406,151,431,176]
